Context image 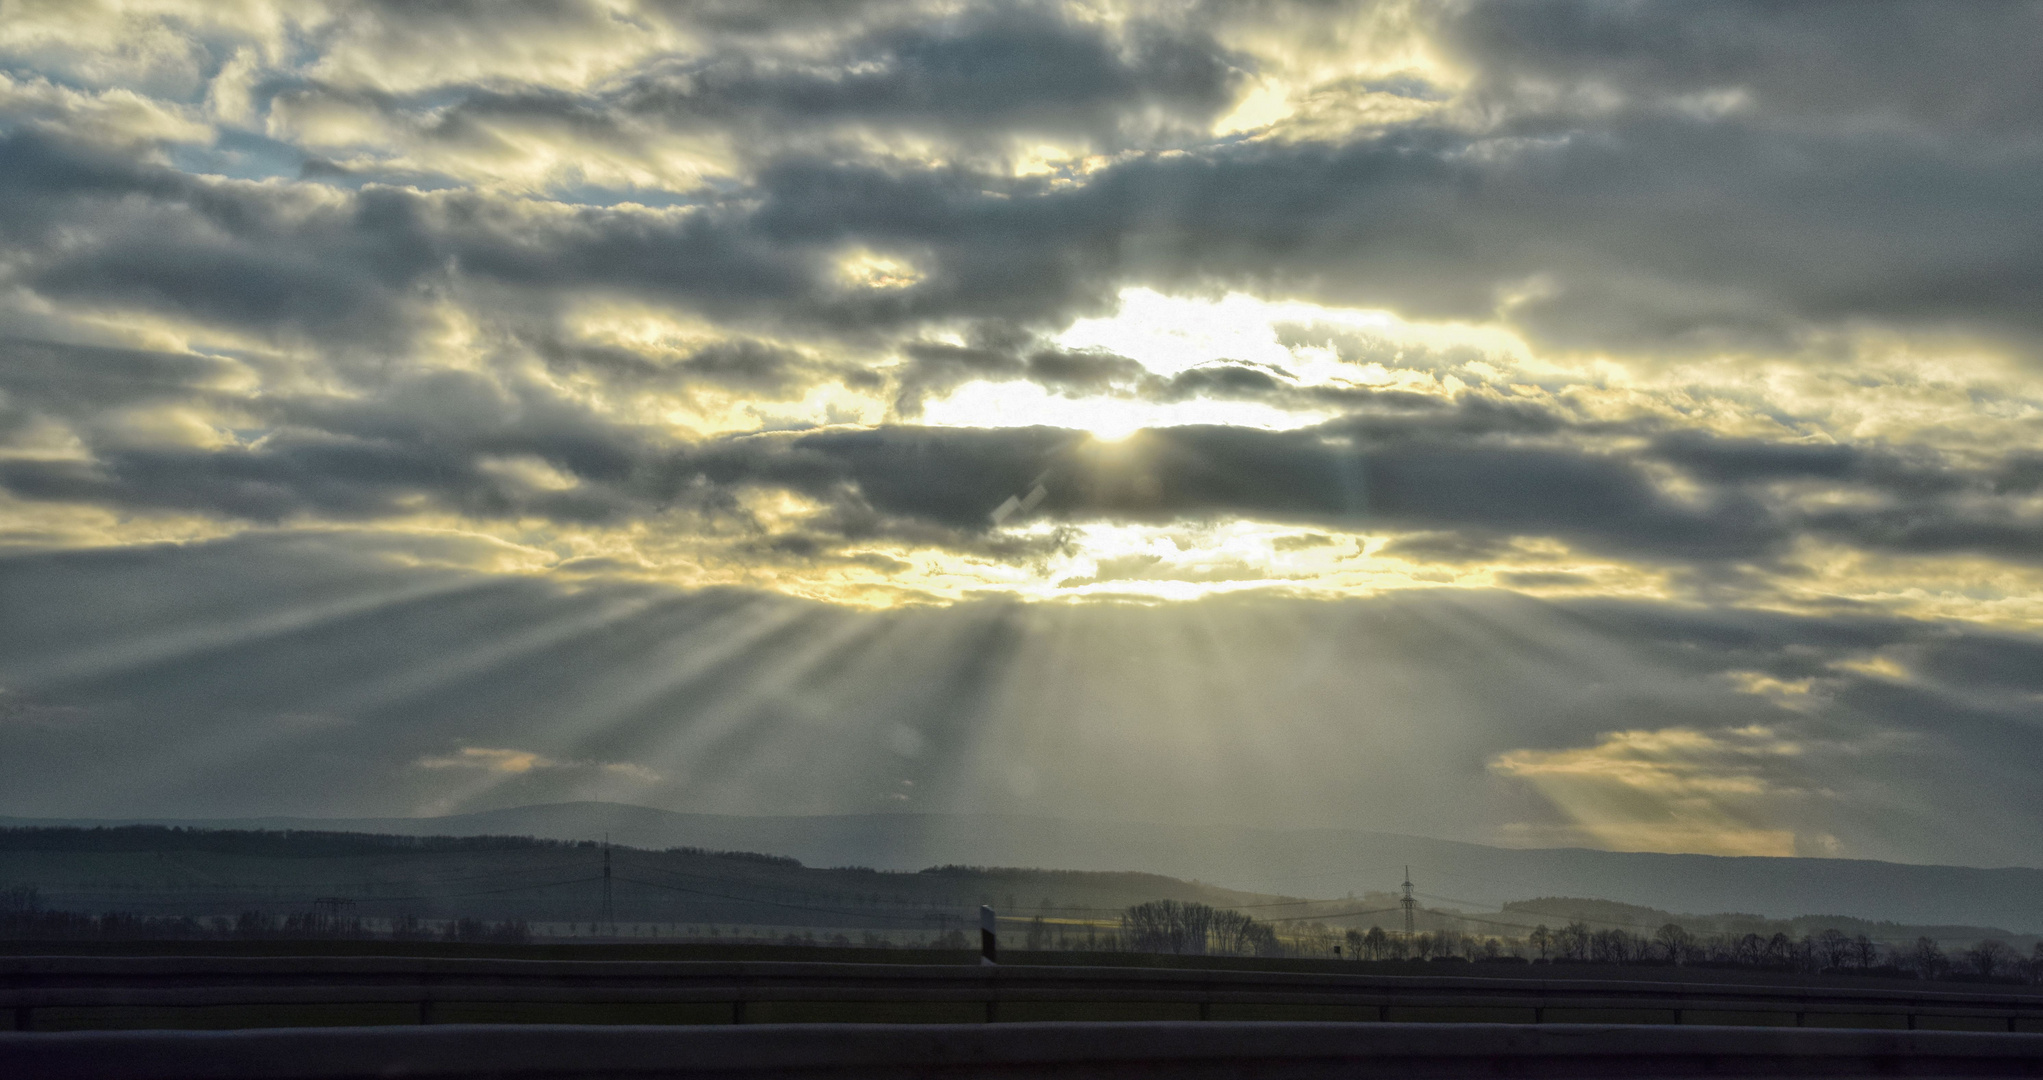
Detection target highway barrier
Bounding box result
[5,955,2043,1033]
[8,1021,2043,1078]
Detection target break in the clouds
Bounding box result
[2,1,2041,866]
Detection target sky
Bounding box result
[1,1,2041,870]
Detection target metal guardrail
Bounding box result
[9,1022,2043,1079]
[5,956,2043,1033]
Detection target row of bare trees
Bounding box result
[1,885,530,943]
[1119,900,1284,957]
[1902,936,2032,980]
[1527,921,2040,980]
[1394,919,2042,982]
[1105,900,2043,983]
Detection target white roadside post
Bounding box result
[980,906,998,966]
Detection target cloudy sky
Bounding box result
[2,0,2041,870]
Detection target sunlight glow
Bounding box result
[1054,287,1528,382]
[835,248,924,291]
[917,378,1329,434]
[1490,725,1828,858]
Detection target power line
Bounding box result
[612,874,970,926]
[19,875,607,911]
[1434,909,1683,935]
[107,855,613,896]
[344,875,606,905]
[1406,890,1691,934]
[1417,889,1504,910]
[1261,904,1405,925]
[998,895,1363,915]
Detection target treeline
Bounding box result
[0,826,802,867]
[0,886,530,943]
[1498,897,2012,950]
[9,876,2037,984]
[1119,899,1285,956]
[0,826,570,857]
[1096,900,2043,984]
[1346,919,2043,984]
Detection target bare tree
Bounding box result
[1654,923,1692,964]
[1909,937,1947,979]
[1291,921,1342,958]
[1557,922,1591,961]
[1597,928,1645,963]
[1816,929,1852,969]
[1120,900,1215,956]
[1529,925,1552,961]
[1965,939,2013,979]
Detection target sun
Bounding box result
[1083,418,1141,442]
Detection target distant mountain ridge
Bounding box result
[5,802,2039,933]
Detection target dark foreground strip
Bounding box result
[8,956,2041,1031]
[5,1022,2043,1079]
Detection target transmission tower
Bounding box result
[1401,866,1416,942]
[602,835,615,937]
[311,896,355,935]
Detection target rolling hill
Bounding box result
[5,803,2039,933]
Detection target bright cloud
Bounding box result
[1490,726,1831,858]
[416,746,659,781]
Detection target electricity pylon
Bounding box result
[602,835,615,937]
[1401,866,1416,942]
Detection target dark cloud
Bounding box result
[0,133,441,349]
[1647,432,1970,498]
[11,57,2043,360]
[1380,531,1513,565]
[686,420,1738,566]
[619,6,1246,148]
[890,341,1028,414]
[251,2,1246,204]
[891,338,1153,413]
[1905,632,2043,696]
[1443,0,2043,134]
[1802,506,2043,564]
[0,363,656,525]
[1021,348,1153,393]
[536,335,829,398]
[1155,363,1289,400]
[1992,452,2043,496]
[1493,570,1589,588]
[6,342,2041,574]
[1269,531,1333,551]
[0,338,244,442]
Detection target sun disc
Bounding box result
[1085,419,1141,442]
